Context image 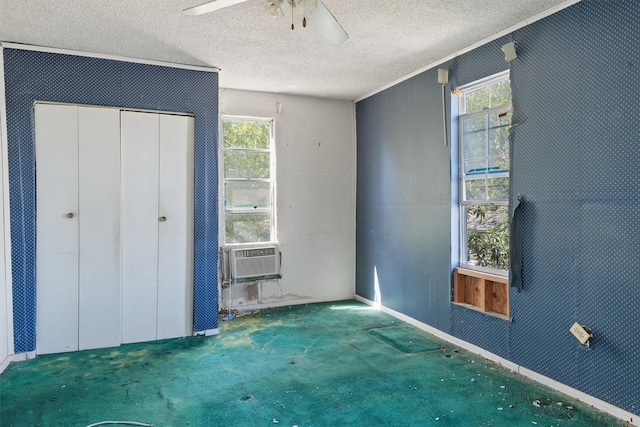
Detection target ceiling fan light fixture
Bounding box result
[264,0,284,17]
[184,0,347,45]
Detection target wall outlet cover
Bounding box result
[570,322,593,345]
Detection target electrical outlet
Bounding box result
[570,322,593,345]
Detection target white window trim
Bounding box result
[459,103,511,207]
[220,115,277,247]
[456,71,511,276]
[458,70,511,111]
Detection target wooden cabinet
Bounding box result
[453,268,509,318]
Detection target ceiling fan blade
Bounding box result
[303,0,318,14]
[305,0,348,45]
[183,0,249,16]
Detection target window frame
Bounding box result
[457,70,511,276]
[221,115,277,246]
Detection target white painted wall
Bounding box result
[220,89,355,309]
[0,71,13,372]
[0,174,9,371]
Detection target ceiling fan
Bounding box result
[183,0,349,45]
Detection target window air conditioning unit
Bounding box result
[229,245,280,281]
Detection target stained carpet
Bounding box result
[0,301,625,426]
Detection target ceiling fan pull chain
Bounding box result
[302,0,306,27]
[183,0,348,45]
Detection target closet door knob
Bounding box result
[159,216,167,222]
[67,212,74,218]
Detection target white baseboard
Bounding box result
[0,350,36,373]
[518,366,638,425]
[226,294,356,312]
[194,328,220,336]
[354,295,639,426]
[11,351,35,361]
[0,355,10,374]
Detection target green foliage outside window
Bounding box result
[225,213,271,244]
[223,120,271,179]
[223,119,273,244]
[466,205,509,270]
[460,74,511,271]
[464,80,511,113]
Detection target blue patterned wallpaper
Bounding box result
[356,0,639,415]
[3,48,219,352]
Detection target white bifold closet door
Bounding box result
[35,104,193,355]
[36,104,121,354]
[120,111,193,343]
[78,107,122,350]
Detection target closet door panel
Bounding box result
[35,104,80,354]
[157,115,193,339]
[121,111,160,343]
[78,107,121,350]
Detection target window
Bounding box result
[458,71,511,274]
[222,116,276,245]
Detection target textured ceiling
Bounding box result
[0,0,576,100]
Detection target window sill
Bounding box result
[453,267,509,319]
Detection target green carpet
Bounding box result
[366,326,441,353]
[0,301,624,426]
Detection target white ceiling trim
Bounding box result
[354,0,582,103]
[0,1,582,101]
[0,42,220,73]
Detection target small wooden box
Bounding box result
[453,268,509,318]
